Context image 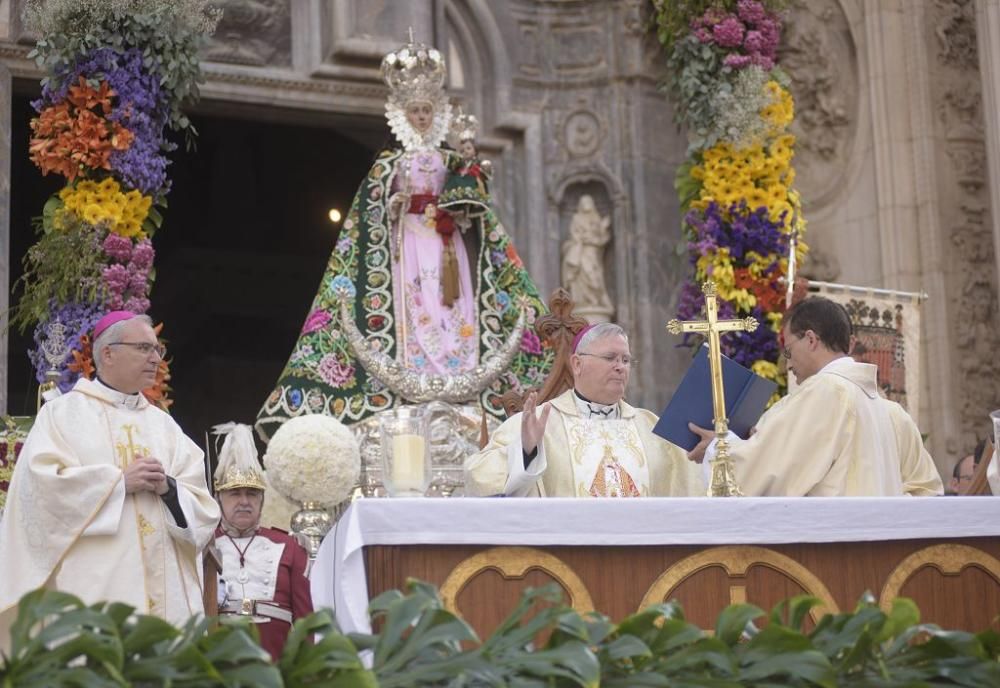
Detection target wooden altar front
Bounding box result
[311,498,1000,637]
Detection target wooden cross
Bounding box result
[667,281,758,496]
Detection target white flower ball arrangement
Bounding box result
[263,414,360,508]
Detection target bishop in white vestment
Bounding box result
[0,312,220,652]
[465,323,703,497]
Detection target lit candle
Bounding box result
[391,433,426,494]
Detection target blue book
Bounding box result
[652,344,777,451]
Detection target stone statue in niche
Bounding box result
[561,195,614,323]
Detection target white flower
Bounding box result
[263,414,360,507]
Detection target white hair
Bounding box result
[93,314,154,375]
[576,322,628,353]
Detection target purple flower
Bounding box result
[750,54,775,70]
[123,297,151,314]
[737,0,768,25]
[757,18,782,55]
[712,16,746,48]
[722,307,779,367]
[520,329,543,355]
[694,27,713,43]
[128,269,149,295]
[102,264,129,294]
[36,47,174,198]
[743,30,765,54]
[102,233,133,261]
[676,280,705,321]
[131,240,155,269]
[317,354,355,386]
[723,53,753,69]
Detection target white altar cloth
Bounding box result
[311,497,1000,634]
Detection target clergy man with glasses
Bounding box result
[0,311,220,653]
[687,297,942,496]
[465,322,703,497]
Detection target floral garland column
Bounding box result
[652,0,807,393]
[11,1,219,409]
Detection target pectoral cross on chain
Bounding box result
[667,281,758,497]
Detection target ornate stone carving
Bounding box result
[777,0,856,209]
[951,204,1000,439]
[516,21,541,77]
[799,244,841,282]
[202,0,291,67]
[551,25,606,76]
[561,194,614,323]
[561,108,602,159]
[934,0,978,70]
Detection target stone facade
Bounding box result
[0,0,997,473]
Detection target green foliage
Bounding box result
[22,0,220,137]
[2,585,998,687]
[8,211,108,333]
[0,588,281,687]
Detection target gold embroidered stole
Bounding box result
[562,415,649,497]
[108,414,168,615]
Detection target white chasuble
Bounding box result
[563,416,648,497]
[465,389,704,498]
[0,379,220,653]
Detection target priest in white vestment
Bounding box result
[0,312,220,652]
[465,323,703,497]
[689,297,943,497]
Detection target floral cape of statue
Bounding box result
[256,39,552,438]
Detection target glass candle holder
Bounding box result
[379,406,431,497]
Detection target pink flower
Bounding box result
[317,354,354,386]
[712,16,745,48]
[102,233,132,262]
[743,30,765,54]
[757,18,781,53]
[128,272,149,295]
[302,309,332,334]
[124,297,150,314]
[724,53,753,69]
[750,54,775,70]
[102,264,129,294]
[694,27,713,43]
[737,0,767,25]
[521,329,543,355]
[108,294,124,309]
[131,239,155,269]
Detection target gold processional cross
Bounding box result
[667,281,758,497]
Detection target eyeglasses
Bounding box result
[110,342,166,358]
[578,352,636,367]
[781,334,804,359]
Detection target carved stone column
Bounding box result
[976,0,1000,314]
[863,0,954,466]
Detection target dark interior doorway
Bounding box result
[8,81,378,445]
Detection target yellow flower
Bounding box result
[82,203,105,225]
[766,311,784,333]
[752,359,780,381]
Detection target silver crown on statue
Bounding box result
[380,29,446,108]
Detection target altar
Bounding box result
[311,497,1000,637]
